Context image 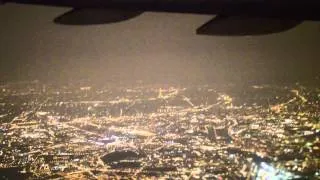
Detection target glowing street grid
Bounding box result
[0,82,319,179]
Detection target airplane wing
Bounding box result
[2,0,320,36]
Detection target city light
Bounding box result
[0,81,319,179]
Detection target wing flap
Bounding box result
[54,8,143,25]
[196,15,303,36]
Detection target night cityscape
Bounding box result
[0,81,319,179]
[1,0,320,179]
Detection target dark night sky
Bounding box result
[0,3,319,85]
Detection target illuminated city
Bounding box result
[0,81,319,179]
